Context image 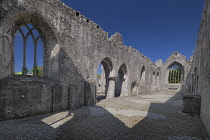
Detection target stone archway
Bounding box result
[166,61,184,91]
[166,62,184,83]
[0,12,61,79]
[0,11,65,119]
[96,57,113,101]
[115,63,127,97]
[159,52,191,91]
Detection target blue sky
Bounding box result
[61,0,205,63]
[14,0,206,73]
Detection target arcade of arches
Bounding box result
[1,0,209,134]
[0,0,191,119]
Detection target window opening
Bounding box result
[14,24,43,76]
[168,65,181,83]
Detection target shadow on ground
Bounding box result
[0,91,209,140]
[96,93,106,103]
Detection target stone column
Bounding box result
[106,77,116,99]
[120,78,126,96]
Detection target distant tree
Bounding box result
[21,67,29,75]
[31,66,43,77]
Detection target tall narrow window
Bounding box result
[168,65,181,83]
[14,24,43,76]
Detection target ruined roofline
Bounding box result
[46,0,107,36]
[160,51,192,67]
[125,45,158,68]
[26,0,157,68]
[128,46,158,67]
[108,32,158,68]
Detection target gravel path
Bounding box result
[0,91,209,140]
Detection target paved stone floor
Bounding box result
[0,91,209,140]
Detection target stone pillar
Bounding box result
[120,78,126,96]
[106,77,116,99]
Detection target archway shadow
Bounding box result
[0,91,209,140]
[96,93,106,102]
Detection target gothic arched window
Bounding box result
[168,65,181,83]
[14,24,44,76]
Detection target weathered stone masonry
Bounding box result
[0,0,160,120]
[182,0,210,135]
[156,52,191,92]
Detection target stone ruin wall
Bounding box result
[182,0,210,134]
[157,52,191,92]
[0,0,160,120]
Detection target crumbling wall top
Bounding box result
[166,51,186,63]
[155,59,163,68]
[109,32,123,46]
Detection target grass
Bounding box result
[15,72,22,75]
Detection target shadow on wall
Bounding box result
[179,71,191,94]
[0,91,209,139]
[115,63,127,97]
[0,47,96,121]
[0,11,96,121]
[180,67,199,96]
[58,48,97,109]
[139,66,146,95]
[131,81,138,96]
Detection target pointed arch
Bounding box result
[115,63,127,97]
[3,12,62,79]
[140,66,146,83]
[14,24,43,76]
[167,61,184,84]
[97,57,113,101]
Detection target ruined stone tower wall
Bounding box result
[182,0,210,134]
[0,0,160,120]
